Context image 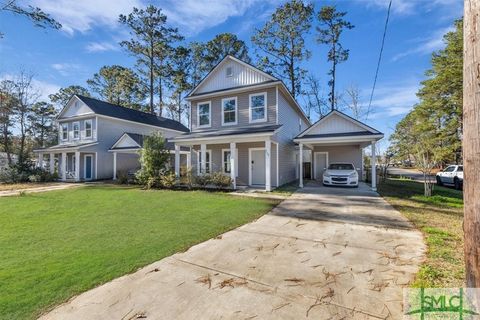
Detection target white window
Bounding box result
[85,120,92,138]
[61,123,68,141]
[197,101,211,128]
[249,92,267,123]
[222,97,237,125]
[197,150,212,174]
[73,122,80,140]
[222,149,238,176]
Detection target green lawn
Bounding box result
[0,186,278,319]
[377,179,464,287]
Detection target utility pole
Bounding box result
[463,0,480,288]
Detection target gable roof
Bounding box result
[110,132,187,151]
[59,95,189,133]
[296,110,382,139]
[187,55,277,97]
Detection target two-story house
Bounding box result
[171,55,384,191]
[34,95,188,181]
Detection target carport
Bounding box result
[293,110,384,191]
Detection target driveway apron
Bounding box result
[40,182,426,320]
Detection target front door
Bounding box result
[84,155,92,180]
[315,153,328,180]
[251,149,266,185]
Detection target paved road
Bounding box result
[40,183,425,320]
[387,167,435,183]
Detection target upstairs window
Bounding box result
[61,123,68,141]
[249,92,267,123]
[73,122,80,140]
[85,120,92,138]
[197,102,211,127]
[222,97,237,125]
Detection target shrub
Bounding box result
[179,167,194,189]
[116,170,129,184]
[0,166,29,183]
[160,171,177,188]
[195,174,212,187]
[211,172,233,188]
[136,133,170,187]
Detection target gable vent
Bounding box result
[226,67,233,77]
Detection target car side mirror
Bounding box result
[323,167,327,170]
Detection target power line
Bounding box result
[366,0,392,121]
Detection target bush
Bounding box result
[136,133,170,188]
[195,174,212,187]
[179,167,194,189]
[160,171,177,188]
[211,172,233,188]
[27,168,58,183]
[116,170,129,185]
[0,166,29,183]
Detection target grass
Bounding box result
[377,178,464,287]
[0,185,278,320]
[271,180,299,195]
[0,182,59,192]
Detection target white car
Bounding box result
[436,165,463,190]
[323,163,359,187]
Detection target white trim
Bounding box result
[95,152,98,180]
[249,92,268,123]
[221,96,238,126]
[84,154,93,180]
[197,100,211,128]
[248,147,266,186]
[275,86,279,125]
[275,142,279,187]
[293,134,384,144]
[33,142,99,153]
[72,121,80,140]
[313,152,329,180]
[196,149,212,175]
[188,55,277,97]
[169,131,279,144]
[111,133,142,150]
[84,119,93,139]
[221,148,238,176]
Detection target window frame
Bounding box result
[222,149,239,176]
[249,92,267,123]
[221,96,238,126]
[196,150,212,175]
[197,101,211,128]
[72,121,80,140]
[84,119,93,139]
[61,123,68,141]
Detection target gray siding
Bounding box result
[190,87,277,131]
[58,117,97,145]
[275,91,309,186]
[312,145,363,179]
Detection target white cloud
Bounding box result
[29,0,143,35]
[358,0,462,16]
[367,82,420,119]
[392,26,454,61]
[51,63,81,76]
[85,41,119,53]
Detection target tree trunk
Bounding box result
[463,0,480,288]
[149,56,154,115]
[158,76,163,117]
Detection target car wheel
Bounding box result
[454,178,462,190]
[436,176,443,186]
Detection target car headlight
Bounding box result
[323,172,331,178]
[349,172,358,178]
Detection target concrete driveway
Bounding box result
[40,182,425,320]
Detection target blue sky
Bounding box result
[0,0,463,146]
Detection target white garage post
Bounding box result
[113,152,117,180]
[61,153,66,181]
[230,142,236,190]
[200,144,207,174]
[174,144,180,178]
[299,143,304,188]
[49,153,55,173]
[371,141,377,191]
[37,152,43,169]
[265,140,271,192]
[75,151,80,181]
[187,149,192,171]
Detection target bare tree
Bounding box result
[304,74,329,119]
[342,84,367,120]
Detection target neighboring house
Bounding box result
[33,95,189,181]
[0,152,17,170]
[170,55,384,191]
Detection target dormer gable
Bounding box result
[57,96,94,119]
[189,55,277,96]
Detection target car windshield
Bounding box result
[328,164,354,170]
[458,166,463,172]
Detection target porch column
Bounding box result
[265,140,271,192]
[61,153,66,181]
[371,141,377,191]
[174,144,180,177]
[299,143,304,188]
[37,152,43,168]
[200,143,207,174]
[230,142,236,190]
[75,151,80,181]
[113,152,117,180]
[187,149,192,171]
[49,153,55,173]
